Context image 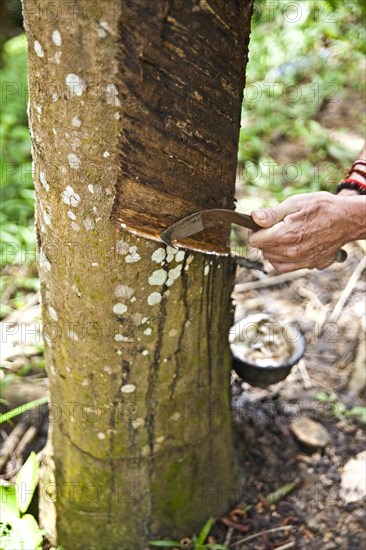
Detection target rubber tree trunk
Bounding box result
[22,1,253,547]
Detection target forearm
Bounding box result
[338,144,366,196]
[339,195,366,242]
[338,144,366,242]
[337,144,366,240]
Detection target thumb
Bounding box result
[251,199,300,228]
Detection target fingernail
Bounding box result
[254,210,267,221]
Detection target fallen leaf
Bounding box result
[265,481,299,505]
[340,450,366,504]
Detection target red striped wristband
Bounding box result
[336,178,366,195]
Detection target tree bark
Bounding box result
[22,1,253,547]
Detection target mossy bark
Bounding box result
[22,1,253,547]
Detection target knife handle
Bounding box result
[336,249,347,263]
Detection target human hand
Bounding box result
[248,191,350,272]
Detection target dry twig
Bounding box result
[16,425,39,458]
[3,291,40,325]
[329,256,366,323]
[224,527,234,547]
[274,542,295,550]
[231,525,296,547]
[234,270,309,293]
[346,320,366,397]
[0,422,28,471]
[296,359,312,389]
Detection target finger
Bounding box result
[248,229,283,248]
[273,250,338,272]
[270,261,310,273]
[251,197,301,228]
[315,253,340,271]
[247,238,304,263]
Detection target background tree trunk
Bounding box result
[22,0,253,547]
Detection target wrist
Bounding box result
[338,188,360,196]
[350,169,366,184]
[339,156,366,195]
[335,194,366,242]
[336,178,366,195]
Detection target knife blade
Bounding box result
[160,209,261,247]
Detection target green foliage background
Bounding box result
[240,0,365,203]
[1,33,34,264]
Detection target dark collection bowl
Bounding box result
[229,314,306,387]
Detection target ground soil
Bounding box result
[219,244,366,549]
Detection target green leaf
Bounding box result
[345,406,366,424]
[0,522,10,540]
[323,0,338,10]
[148,541,182,548]
[3,34,27,57]
[196,517,214,545]
[15,514,44,549]
[206,545,229,550]
[314,392,337,403]
[0,527,24,550]
[332,402,346,416]
[0,397,49,425]
[15,452,39,514]
[0,485,19,519]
